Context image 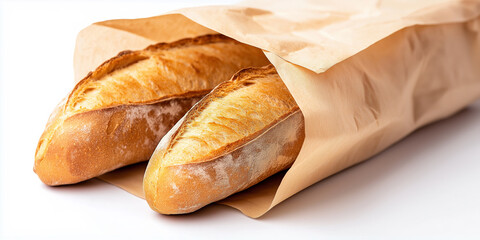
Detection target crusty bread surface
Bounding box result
[144,65,305,214]
[34,34,270,185]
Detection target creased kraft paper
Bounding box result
[72,0,480,218]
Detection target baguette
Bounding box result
[34,34,269,185]
[144,65,305,214]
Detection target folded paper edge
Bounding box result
[172,1,480,73]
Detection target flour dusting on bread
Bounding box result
[144,66,306,214]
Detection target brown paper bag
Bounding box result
[73,0,480,218]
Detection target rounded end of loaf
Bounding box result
[144,116,223,215]
[34,104,83,186]
[34,144,81,186]
[34,155,79,186]
[34,125,88,186]
[144,162,206,215]
[34,109,116,186]
[144,114,205,215]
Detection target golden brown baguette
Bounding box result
[144,65,305,214]
[34,34,269,186]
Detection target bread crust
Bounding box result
[36,95,204,185]
[34,34,269,185]
[144,65,305,214]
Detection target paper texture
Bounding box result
[80,0,480,217]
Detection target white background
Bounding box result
[1,0,480,239]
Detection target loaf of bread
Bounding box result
[144,65,305,214]
[34,34,269,186]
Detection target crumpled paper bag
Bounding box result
[72,0,480,218]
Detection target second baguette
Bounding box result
[144,65,305,214]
